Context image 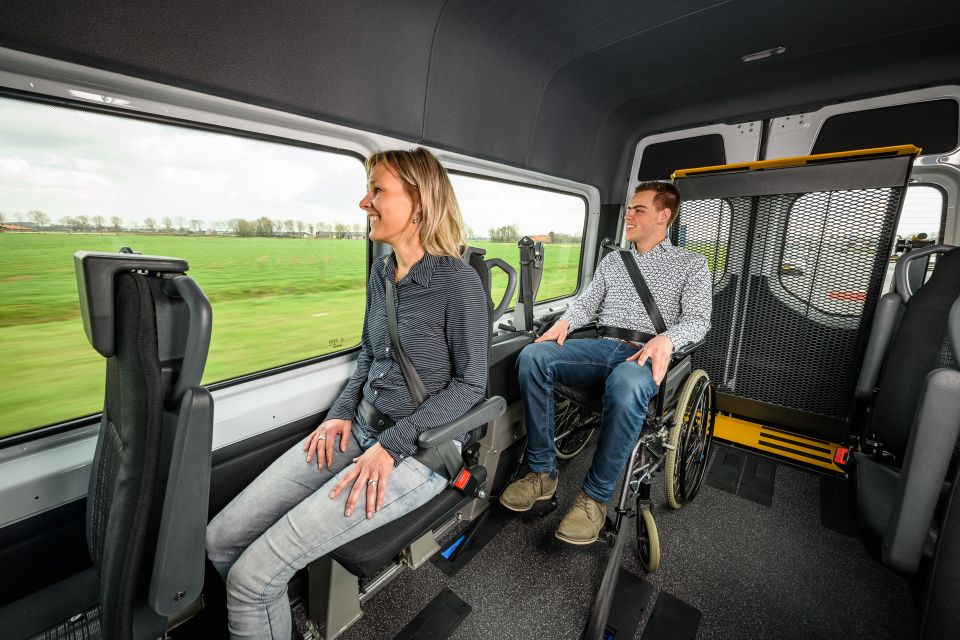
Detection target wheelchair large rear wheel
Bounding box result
[664,369,715,509]
[554,396,596,460]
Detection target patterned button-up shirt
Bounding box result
[328,252,489,462]
[560,238,712,349]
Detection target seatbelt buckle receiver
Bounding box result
[450,466,486,499]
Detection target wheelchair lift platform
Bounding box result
[713,414,845,473]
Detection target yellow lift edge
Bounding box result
[713,414,846,474]
[671,144,921,179]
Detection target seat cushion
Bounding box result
[0,568,99,640]
[329,488,471,579]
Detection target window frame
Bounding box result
[0,49,599,466]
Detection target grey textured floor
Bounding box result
[338,442,919,640]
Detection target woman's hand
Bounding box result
[329,443,396,519]
[304,418,352,470]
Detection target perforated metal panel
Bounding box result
[678,183,903,435]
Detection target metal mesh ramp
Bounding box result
[674,146,919,439]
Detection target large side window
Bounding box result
[881,184,947,291]
[450,174,587,306]
[0,96,367,439]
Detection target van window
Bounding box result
[0,96,367,439]
[881,184,947,291]
[450,174,587,307]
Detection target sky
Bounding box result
[0,96,586,236]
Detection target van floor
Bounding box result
[338,442,919,640]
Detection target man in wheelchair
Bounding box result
[500,181,712,544]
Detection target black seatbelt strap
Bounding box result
[618,250,667,335]
[385,277,428,404]
[385,275,463,479]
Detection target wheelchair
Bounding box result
[547,326,716,640]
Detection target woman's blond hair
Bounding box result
[365,148,465,258]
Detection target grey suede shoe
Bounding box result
[499,470,559,512]
[555,490,606,545]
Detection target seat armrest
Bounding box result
[672,339,704,362]
[855,292,902,401]
[417,397,506,449]
[148,387,213,616]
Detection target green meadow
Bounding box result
[0,233,581,437]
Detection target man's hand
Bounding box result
[626,334,674,385]
[304,418,352,470]
[329,443,396,519]
[535,319,570,345]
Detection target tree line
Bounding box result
[0,210,366,238]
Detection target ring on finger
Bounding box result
[367,479,377,486]
[318,434,327,441]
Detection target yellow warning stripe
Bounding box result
[671,144,921,179]
[713,414,845,473]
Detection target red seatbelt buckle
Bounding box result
[450,466,485,498]
[453,468,472,490]
[834,447,850,465]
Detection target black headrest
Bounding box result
[74,251,189,357]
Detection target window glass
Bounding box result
[881,184,946,292]
[0,97,366,439]
[450,174,586,307]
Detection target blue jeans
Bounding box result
[206,423,447,639]
[517,338,659,503]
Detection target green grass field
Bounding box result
[0,233,580,437]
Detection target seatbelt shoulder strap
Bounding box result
[618,249,667,335]
[385,277,428,405]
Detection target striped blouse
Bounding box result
[327,252,489,463]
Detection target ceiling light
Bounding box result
[68,89,133,108]
[741,46,786,63]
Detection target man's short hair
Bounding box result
[634,181,681,226]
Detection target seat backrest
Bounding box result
[867,246,960,462]
[75,251,213,638]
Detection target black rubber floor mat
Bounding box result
[819,476,860,537]
[603,569,655,639]
[432,506,513,576]
[736,455,777,507]
[393,588,471,640]
[705,447,745,494]
[639,591,701,640]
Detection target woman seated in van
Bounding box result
[206,147,489,639]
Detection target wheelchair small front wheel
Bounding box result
[664,369,715,509]
[636,505,660,573]
[554,396,596,460]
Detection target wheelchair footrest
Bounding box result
[523,491,559,518]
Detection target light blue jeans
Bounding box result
[517,338,658,503]
[206,426,447,639]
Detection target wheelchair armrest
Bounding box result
[417,396,506,449]
[672,339,704,362]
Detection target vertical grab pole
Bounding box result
[515,236,544,332]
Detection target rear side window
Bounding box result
[0,96,366,440]
[881,184,947,291]
[450,174,587,308]
[812,100,959,156]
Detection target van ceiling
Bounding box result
[2,1,959,201]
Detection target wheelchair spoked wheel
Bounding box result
[664,369,715,509]
[636,505,661,573]
[554,396,596,460]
